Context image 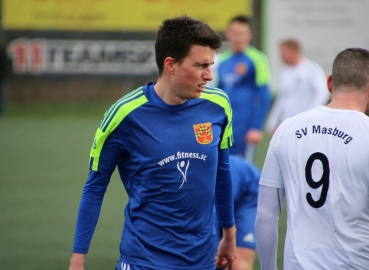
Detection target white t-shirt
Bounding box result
[266,59,330,133]
[260,106,369,269]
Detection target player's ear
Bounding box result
[163,57,176,75]
[327,75,333,94]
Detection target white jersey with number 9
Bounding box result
[260,106,369,269]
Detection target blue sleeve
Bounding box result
[73,126,125,253]
[72,170,111,254]
[216,64,224,90]
[215,148,235,228]
[252,84,271,130]
[217,77,224,90]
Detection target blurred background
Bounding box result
[0,0,367,269]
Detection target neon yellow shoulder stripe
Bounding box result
[218,50,233,63]
[99,87,144,130]
[90,90,148,171]
[200,87,233,149]
[244,47,271,87]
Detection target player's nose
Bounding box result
[203,65,213,81]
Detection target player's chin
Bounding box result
[188,91,202,100]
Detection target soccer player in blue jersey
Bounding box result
[69,16,236,270]
[217,15,271,161]
[215,155,260,270]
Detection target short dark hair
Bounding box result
[229,15,251,26]
[155,16,222,75]
[332,48,369,90]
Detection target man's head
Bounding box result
[332,48,369,91]
[155,16,222,76]
[225,15,252,53]
[329,48,369,115]
[279,39,302,66]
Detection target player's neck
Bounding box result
[154,77,187,105]
[327,90,367,113]
[232,44,249,54]
[291,55,303,66]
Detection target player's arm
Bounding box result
[70,171,113,256]
[69,253,85,270]
[70,170,115,270]
[246,84,271,144]
[69,173,114,270]
[255,186,285,270]
[310,65,330,107]
[216,67,224,90]
[249,53,272,143]
[217,226,237,270]
[215,148,237,269]
[265,90,284,136]
[69,126,125,269]
[248,84,272,143]
[255,131,285,270]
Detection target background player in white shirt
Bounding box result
[266,39,330,135]
[255,47,369,270]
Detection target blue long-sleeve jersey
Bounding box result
[72,82,235,270]
[217,47,271,156]
[229,155,259,211]
[214,155,260,249]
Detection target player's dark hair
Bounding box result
[229,15,251,26]
[332,48,369,90]
[155,15,222,76]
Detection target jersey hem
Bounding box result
[120,255,216,270]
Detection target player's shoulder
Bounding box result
[202,86,230,102]
[302,58,325,74]
[274,107,318,135]
[244,46,268,61]
[98,86,147,132]
[351,110,369,127]
[245,46,266,55]
[200,86,232,112]
[218,50,233,63]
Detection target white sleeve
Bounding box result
[265,70,288,134]
[259,133,284,188]
[265,94,284,134]
[309,63,330,107]
[255,185,286,270]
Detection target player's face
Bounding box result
[171,44,214,102]
[280,45,294,65]
[226,22,252,53]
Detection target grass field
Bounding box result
[0,104,286,270]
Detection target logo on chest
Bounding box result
[193,122,213,144]
[235,63,247,76]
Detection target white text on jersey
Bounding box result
[158,152,207,166]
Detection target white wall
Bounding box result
[264,0,369,92]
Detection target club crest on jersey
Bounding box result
[235,63,247,75]
[193,122,213,144]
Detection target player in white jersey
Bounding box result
[266,39,330,135]
[255,47,369,270]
